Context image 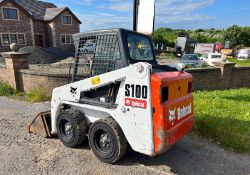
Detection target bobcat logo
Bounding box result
[169,108,176,125]
[70,86,77,95]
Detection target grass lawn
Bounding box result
[194,88,250,153]
[228,58,250,66]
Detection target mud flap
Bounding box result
[27,111,54,138]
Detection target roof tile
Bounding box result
[0,0,81,23]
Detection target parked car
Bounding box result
[237,49,250,60]
[80,41,96,53]
[200,53,225,66]
[181,54,204,67]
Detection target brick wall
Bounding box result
[0,0,33,52]
[47,22,54,47]
[18,65,250,94]
[1,52,250,95]
[231,67,250,88]
[53,10,80,52]
[186,68,222,91]
[19,71,68,95]
[0,65,7,81]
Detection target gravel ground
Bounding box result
[0,96,249,175]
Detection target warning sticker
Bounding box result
[125,98,147,109]
[91,76,100,85]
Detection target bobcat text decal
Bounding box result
[125,98,147,109]
[169,103,192,125]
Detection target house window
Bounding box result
[18,34,25,45]
[61,34,73,44]
[2,7,18,20]
[1,33,26,46]
[62,15,72,24]
[10,34,17,43]
[2,34,10,45]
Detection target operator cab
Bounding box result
[72,28,176,82]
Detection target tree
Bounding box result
[152,25,250,49]
[223,25,250,48]
[190,33,208,43]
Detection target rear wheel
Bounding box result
[88,118,128,164]
[57,110,87,148]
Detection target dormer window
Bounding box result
[2,7,19,20]
[62,15,72,25]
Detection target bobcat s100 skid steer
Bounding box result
[28,28,194,163]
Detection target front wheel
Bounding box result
[57,110,87,148]
[88,118,128,164]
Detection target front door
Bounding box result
[35,34,44,47]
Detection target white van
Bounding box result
[238,49,250,60]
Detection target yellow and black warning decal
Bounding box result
[91,76,101,85]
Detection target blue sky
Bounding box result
[46,0,250,31]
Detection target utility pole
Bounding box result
[133,0,139,32]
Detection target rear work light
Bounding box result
[188,82,192,93]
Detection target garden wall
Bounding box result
[1,53,250,94]
[186,68,222,91]
[0,65,7,82]
[230,67,250,88]
[19,70,69,94]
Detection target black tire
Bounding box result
[57,109,87,148]
[88,118,128,164]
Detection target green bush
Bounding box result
[0,81,15,96]
[200,62,210,68]
[26,88,51,102]
[159,52,167,56]
[0,82,50,102]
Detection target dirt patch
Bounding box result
[19,47,74,64]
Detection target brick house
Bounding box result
[0,0,82,52]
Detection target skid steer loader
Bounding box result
[28,28,194,163]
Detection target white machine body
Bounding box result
[51,62,155,156]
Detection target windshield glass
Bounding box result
[127,33,154,61]
[182,54,198,60]
[211,55,222,59]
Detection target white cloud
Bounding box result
[75,12,133,31]
[154,0,216,28]
[156,0,214,15]
[58,0,216,31]
[97,1,132,12]
[59,0,94,6]
[108,3,132,12]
